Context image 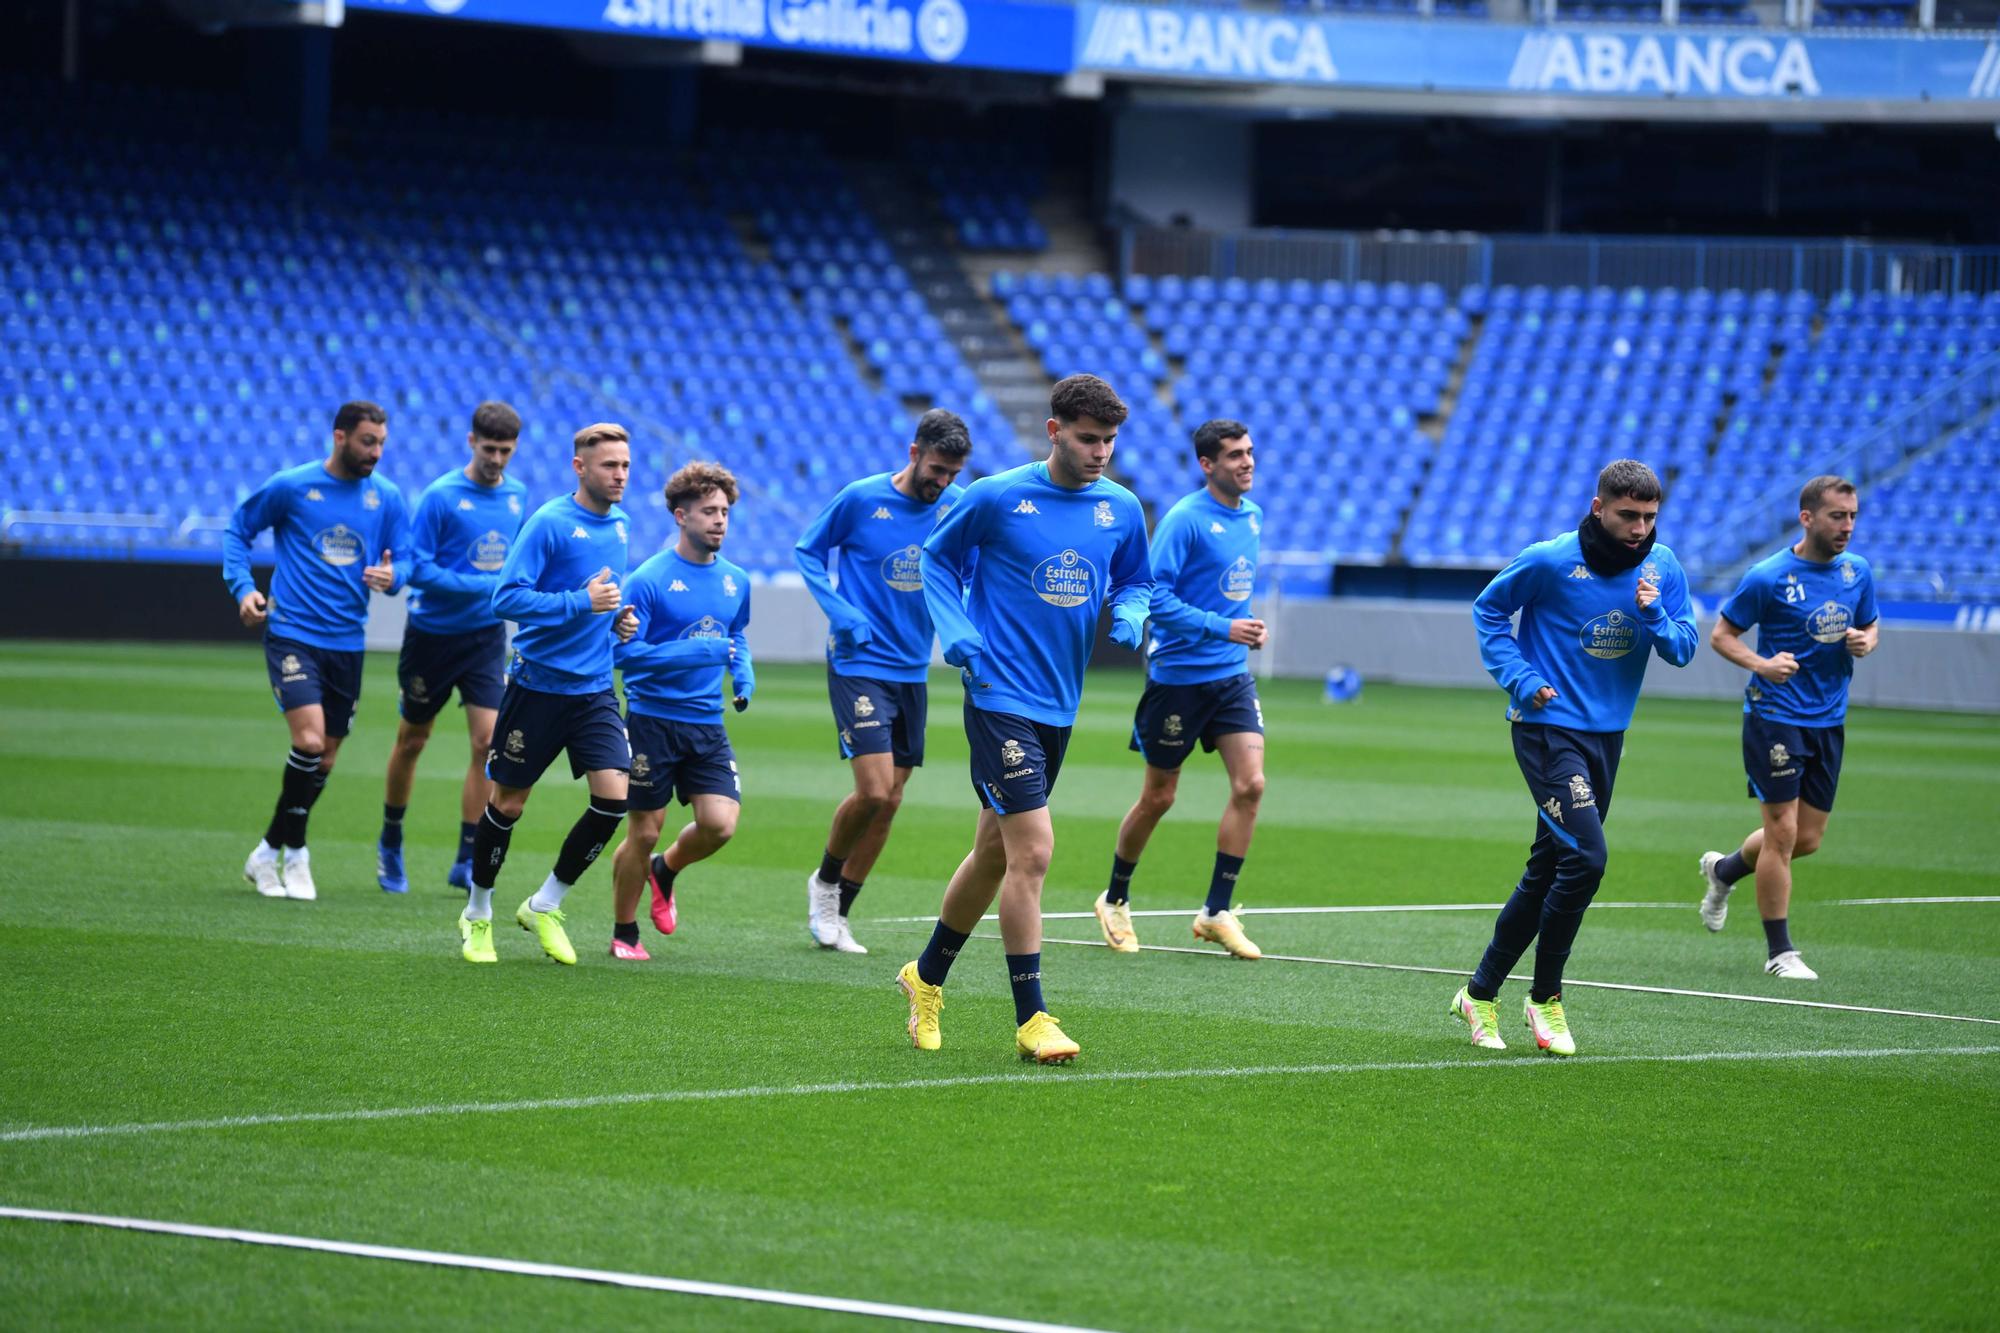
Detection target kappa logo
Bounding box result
[840,727,854,748]
[1093,500,1116,528]
[1769,743,1791,769]
[1013,499,1040,515]
[855,694,876,718]
[280,654,301,675]
[631,752,651,780]
[1000,738,1026,768]
[1569,565,1592,580]
[1542,796,1565,824]
[570,526,589,540]
[304,488,324,502]
[668,580,690,593]
[458,498,475,511]
[1164,714,1183,737]
[363,490,381,510]
[505,729,526,758]
[871,507,893,519]
[1210,521,1226,534]
[1569,774,1595,808]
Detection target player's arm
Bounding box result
[1847,565,1880,658]
[728,583,755,709]
[1710,572,1796,682]
[376,486,413,595]
[920,485,990,674]
[614,579,728,671]
[1105,502,1154,649]
[223,471,285,625]
[490,521,593,626]
[1146,511,1229,642]
[409,493,491,595]
[1640,557,1699,667]
[793,491,872,646]
[1473,551,1556,709]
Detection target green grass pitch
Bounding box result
[1,639,1996,1330]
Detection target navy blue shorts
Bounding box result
[1129,673,1264,770]
[265,636,363,739]
[398,624,507,725]
[1512,723,1622,857]
[627,712,740,813]
[829,672,928,768]
[1744,714,1844,812]
[486,682,630,789]
[965,702,1071,816]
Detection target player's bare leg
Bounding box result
[609,805,670,958]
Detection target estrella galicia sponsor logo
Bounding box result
[602,0,963,60]
[468,530,511,572]
[1219,554,1255,604]
[1807,600,1852,644]
[1580,608,1638,659]
[882,543,924,592]
[314,523,363,567]
[1507,33,1820,98]
[679,614,728,640]
[1032,548,1098,608]
[1080,4,1337,83]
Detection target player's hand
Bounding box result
[612,606,638,642]
[238,590,268,629]
[1757,651,1800,684]
[733,695,750,713]
[362,549,395,592]
[586,567,621,614]
[1109,610,1145,650]
[1228,618,1268,648]
[961,652,992,691]
[1845,627,1877,659]
[1635,577,1659,611]
[1530,686,1558,710]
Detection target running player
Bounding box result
[376,401,527,894]
[458,422,638,965]
[605,462,755,961]
[896,375,1151,1064]
[1697,475,1878,979]
[1450,460,1699,1055]
[1099,418,1268,960]
[795,409,971,954]
[224,400,407,902]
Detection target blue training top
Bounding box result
[616,547,755,725]
[921,460,1151,729]
[794,471,968,684]
[490,494,630,695]
[1474,530,1701,733]
[1146,487,1262,686]
[1719,547,1878,727]
[223,460,410,653]
[406,468,528,635]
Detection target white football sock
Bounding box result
[528,872,570,914]
[465,887,493,920]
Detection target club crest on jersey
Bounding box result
[505,729,526,759]
[855,695,876,718]
[872,506,892,520]
[1220,555,1255,604]
[631,752,651,780]
[508,496,522,514]
[1641,561,1660,583]
[1569,774,1595,808]
[1542,796,1564,824]
[363,489,381,510]
[1013,499,1040,515]
[939,502,955,520]
[1568,565,1592,580]
[1093,500,1115,528]
[314,523,363,567]
[615,521,627,543]
[1808,600,1852,644]
[882,543,923,592]
[1000,738,1026,768]
[1248,514,1261,535]
[1164,714,1183,737]
[723,575,738,598]
[1580,608,1637,659]
[469,530,510,572]
[1032,548,1098,608]
[681,615,727,640]
[1840,561,1858,586]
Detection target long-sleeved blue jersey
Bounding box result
[794,472,968,684]
[491,494,630,694]
[406,468,528,635]
[921,461,1151,728]
[1474,531,1700,732]
[616,548,754,724]
[1146,487,1262,685]
[223,460,410,652]
[1719,547,1878,727]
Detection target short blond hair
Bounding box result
[666,461,739,512]
[573,422,629,454]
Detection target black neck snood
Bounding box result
[1578,513,1656,576]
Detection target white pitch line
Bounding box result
[1829,896,2000,906]
[0,1207,1105,1333]
[874,902,1687,924]
[1007,934,2000,1028]
[2,1047,1996,1148]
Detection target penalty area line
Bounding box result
[0,1206,1105,1333]
[2,1048,1996,1148]
[994,935,2000,1028]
